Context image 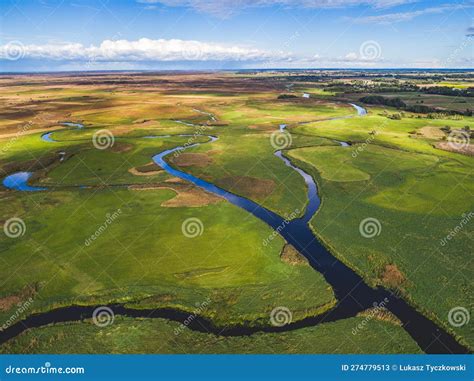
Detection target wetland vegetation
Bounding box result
[0,70,472,354]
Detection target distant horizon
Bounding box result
[1,68,474,75]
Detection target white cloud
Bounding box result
[345,52,358,60]
[0,38,289,62]
[138,0,417,17]
[3,36,469,69]
[354,2,474,24]
[0,37,384,68]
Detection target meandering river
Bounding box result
[1,106,469,354]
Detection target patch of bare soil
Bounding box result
[32,111,70,126]
[418,126,445,139]
[0,284,38,312]
[435,142,474,156]
[128,184,163,191]
[0,152,65,178]
[216,175,276,199]
[380,264,406,289]
[109,142,134,153]
[162,186,221,207]
[170,153,213,167]
[129,182,222,207]
[358,307,402,326]
[280,244,308,266]
[128,162,162,176]
[164,177,187,184]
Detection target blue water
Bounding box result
[41,132,56,143]
[41,122,84,143]
[61,122,84,128]
[2,172,46,192]
[271,104,361,222]
[350,103,368,116]
[173,120,196,127]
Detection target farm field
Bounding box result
[0,71,473,354]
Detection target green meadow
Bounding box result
[0,73,472,353]
[0,187,335,328]
[289,111,474,348]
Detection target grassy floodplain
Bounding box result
[289,108,474,348]
[0,71,473,353]
[0,316,421,354]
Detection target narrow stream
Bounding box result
[41,121,84,143]
[0,107,469,354]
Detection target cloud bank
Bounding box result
[0,38,288,62]
[1,36,469,70]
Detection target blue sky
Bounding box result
[0,0,473,71]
